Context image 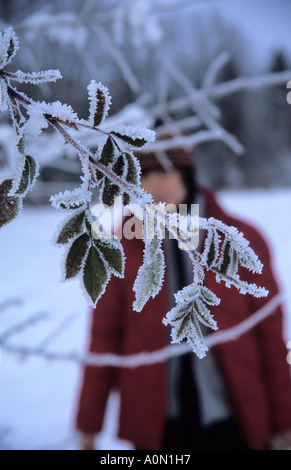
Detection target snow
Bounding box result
[0,187,291,450]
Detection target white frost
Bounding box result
[50,186,92,211]
[87,80,112,127]
[23,101,78,136]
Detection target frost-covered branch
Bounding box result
[0,311,48,344]
[145,38,245,156]
[151,69,291,120]
[0,27,268,358]
[1,293,283,367]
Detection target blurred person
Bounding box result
[74,141,291,451]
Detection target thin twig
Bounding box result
[1,293,283,367]
[0,311,49,344]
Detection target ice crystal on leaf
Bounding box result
[50,187,92,211]
[87,80,112,127]
[24,101,78,136]
[111,124,156,149]
[133,214,165,312]
[0,27,19,69]
[163,284,220,359]
[11,69,62,85]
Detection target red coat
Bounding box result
[75,187,291,450]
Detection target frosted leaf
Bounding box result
[24,101,78,136]
[193,299,218,330]
[0,79,8,111]
[202,228,220,268]
[50,186,92,210]
[111,124,156,149]
[113,153,129,180]
[102,178,120,207]
[163,281,220,358]
[87,80,111,127]
[200,217,264,275]
[133,245,165,312]
[124,152,140,185]
[163,303,208,359]
[96,137,116,180]
[236,279,269,298]
[82,245,109,307]
[186,314,209,359]
[55,210,86,245]
[173,283,200,306]
[0,27,19,68]
[0,178,21,228]
[94,237,125,278]
[200,286,220,306]
[11,69,62,85]
[23,103,49,136]
[15,155,38,196]
[9,137,39,197]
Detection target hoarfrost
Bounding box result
[109,124,156,148]
[87,80,112,127]
[0,27,19,69]
[11,69,62,84]
[24,101,78,136]
[0,80,8,111]
[50,186,92,211]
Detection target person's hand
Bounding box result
[79,433,96,450]
[271,429,291,450]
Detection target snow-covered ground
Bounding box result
[0,188,290,450]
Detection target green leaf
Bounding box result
[175,313,190,340]
[102,177,120,207]
[200,286,219,306]
[26,155,37,185]
[122,192,130,206]
[229,249,238,277]
[149,237,161,258]
[123,152,138,185]
[96,137,115,180]
[65,233,89,279]
[85,216,92,234]
[113,154,126,177]
[187,313,208,359]
[133,249,164,312]
[56,211,85,245]
[205,230,219,268]
[16,158,30,195]
[16,155,37,195]
[170,302,193,323]
[112,132,147,148]
[95,240,124,277]
[59,201,85,210]
[0,179,20,228]
[16,136,25,154]
[150,250,164,296]
[83,246,108,304]
[219,239,231,274]
[94,88,106,127]
[194,300,217,330]
[7,38,15,61]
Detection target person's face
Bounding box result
[141,169,187,206]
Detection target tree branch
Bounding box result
[1,293,283,367]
